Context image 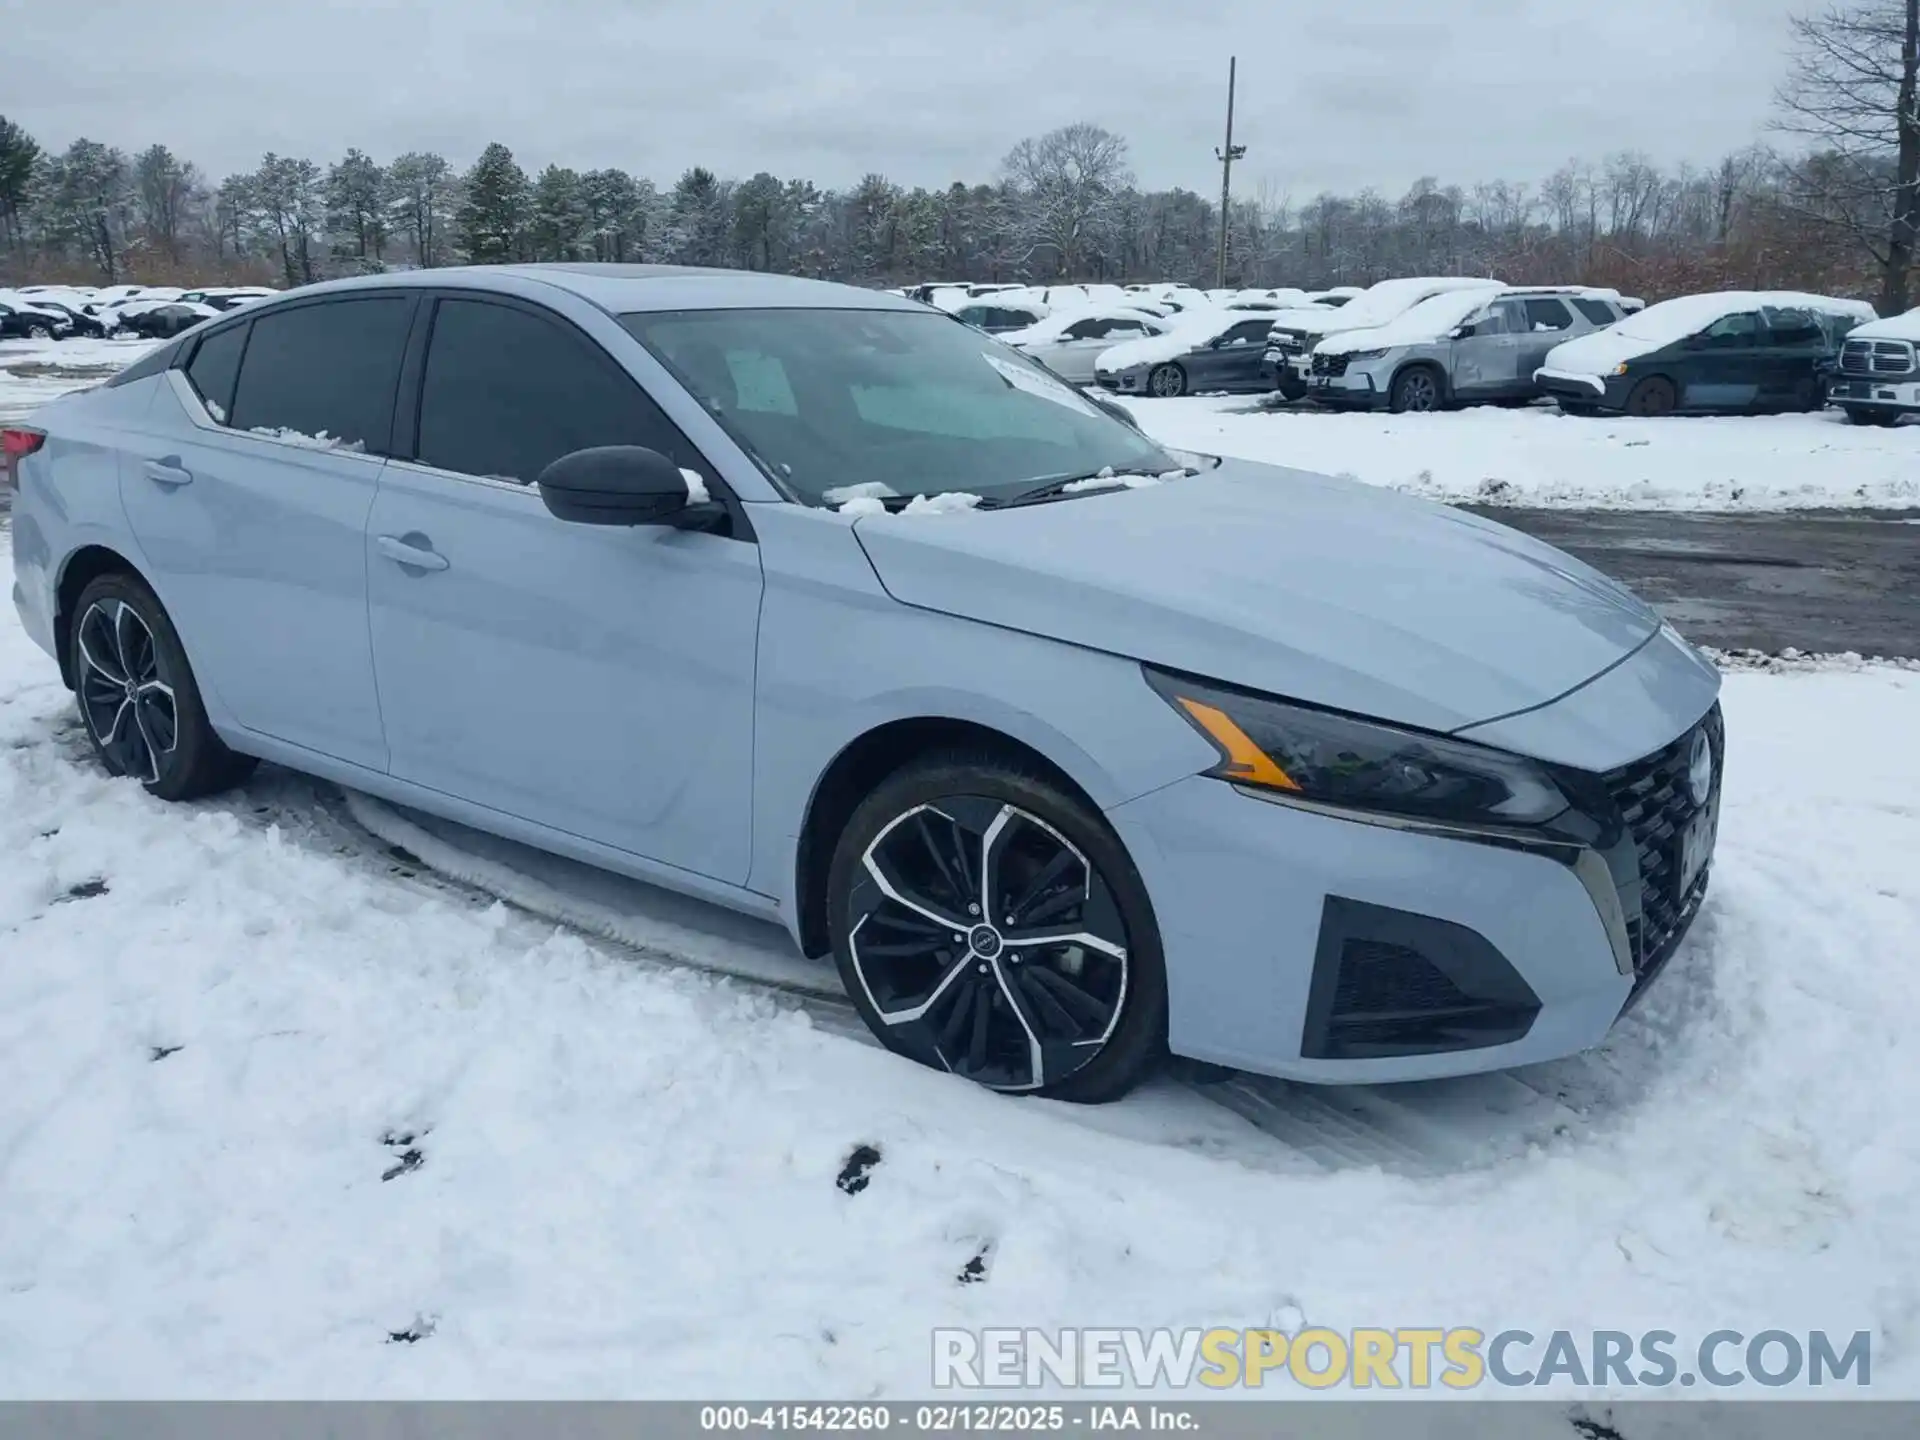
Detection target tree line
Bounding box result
[1,1,1913,311]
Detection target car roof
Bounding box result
[239,264,926,317]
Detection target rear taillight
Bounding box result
[2,426,46,489]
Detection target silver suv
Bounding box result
[1308,288,1628,413]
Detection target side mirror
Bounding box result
[1449,324,1474,340]
[536,446,712,527]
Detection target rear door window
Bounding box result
[1761,308,1824,347]
[414,297,704,486]
[1571,298,1619,325]
[1524,298,1574,331]
[1699,312,1762,347]
[184,323,248,421]
[229,297,413,452]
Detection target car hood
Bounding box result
[1541,328,1668,376]
[1262,306,1358,340]
[850,460,1662,737]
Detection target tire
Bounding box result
[1275,375,1308,402]
[1625,376,1678,417]
[27,324,51,340]
[1557,400,1599,417]
[68,572,256,801]
[1843,406,1899,427]
[826,751,1168,1103]
[1147,363,1187,398]
[1389,365,1443,413]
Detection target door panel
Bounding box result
[120,385,390,769]
[365,469,763,881]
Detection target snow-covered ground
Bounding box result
[0,336,158,425]
[1,524,1916,1398]
[1122,396,1920,511]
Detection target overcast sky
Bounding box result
[11,0,1805,197]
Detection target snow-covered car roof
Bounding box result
[1542,290,1878,376]
[1093,309,1271,373]
[1267,276,1504,338]
[1844,306,1920,343]
[998,305,1167,345]
[1314,286,1628,356]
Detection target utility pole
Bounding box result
[1214,56,1246,289]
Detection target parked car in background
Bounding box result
[1307,287,1366,308]
[13,297,108,338]
[1823,308,1919,425]
[114,301,221,340]
[1000,306,1168,383]
[952,298,1049,334]
[1094,310,1279,397]
[1309,287,1628,413]
[7,264,1724,1101]
[1534,292,1875,416]
[1262,277,1504,399]
[180,287,278,311]
[0,294,74,340]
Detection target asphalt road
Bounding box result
[2,491,1915,658]
[1470,506,1920,660]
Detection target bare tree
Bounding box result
[1775,0,1920,312]
[1002,123,1132,278]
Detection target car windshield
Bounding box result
[621,307,1175,507]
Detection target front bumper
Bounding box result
[1534,368,1631,411]
[1108,670,1722,1084]
[1305,359,1392,408]
[1826,376,1920,411]
[1095,367,1148,394]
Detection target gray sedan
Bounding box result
[7,265,1722,1101]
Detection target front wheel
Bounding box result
[27,324,51,340]
[1147,363,1187,398]
[1625,376,1678,417]
[69,573,256,801]
[827,754,1167,1102]
[1389,365,1443,413]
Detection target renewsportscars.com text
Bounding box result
[932,1326,1872,1391]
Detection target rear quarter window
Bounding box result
[1571,299,1618,326]
[229,297,413,452]
[184,323,248,420]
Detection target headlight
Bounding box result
[1341,349,1388,362]
[1145,668,1569,827]
[1611,363,1630,376]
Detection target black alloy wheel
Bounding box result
[1148,363,1187,398]
[828,756,1166,1102]
[68,573,256,800]
[1389,366,1442,413]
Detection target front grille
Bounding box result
[1841,339,1917,376]
[1311,352,1351,377]
[1601,704,1723,977]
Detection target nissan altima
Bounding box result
[4,265,1724,1102]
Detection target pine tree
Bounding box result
[456,142,530,264]
[386,151,457,268]
[326,148,387,267]
[529,165,588,260]
[0,115,44,253]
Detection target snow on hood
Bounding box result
[1265,277,1503,341]
[1848,306,1920,342]
[851,458,1661,735]
[1094,312,1248,372]
[1315,289,1498,355]
[1542,291,1878,376]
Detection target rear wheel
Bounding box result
[1389,365,1443,413]
[1625,376,1678,417]
[1147,363,1187,398]
[27,323,51,340]
[68,573,256,801]
[827,753,1167,1103]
